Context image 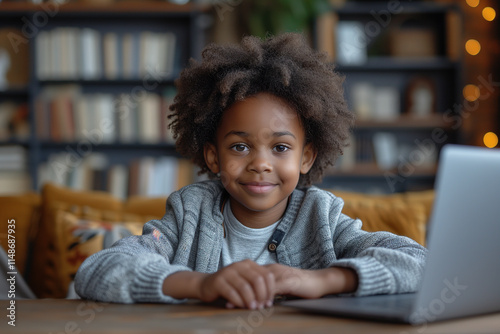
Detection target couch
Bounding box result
[0,183,434,299]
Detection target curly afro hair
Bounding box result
[169,32,354,187]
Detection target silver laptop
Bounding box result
[283,144,500,324]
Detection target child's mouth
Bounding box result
[241,182,276,194]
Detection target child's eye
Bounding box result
[274,145,289,153]
[231,144,248,152]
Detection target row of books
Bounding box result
[334,132,438,172]
[35,86,177,144]
[35,27,177,80]
[38,153,200,199]
[335,133,374,171]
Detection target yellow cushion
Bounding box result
[53,210,143,297]
[124,196,167,222]
[330,190,430,246]
[0,193,41,275]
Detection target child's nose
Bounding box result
[248,151,272,173]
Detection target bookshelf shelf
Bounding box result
[354,114,452,130]
[0,88,29,98]
[38,141,178,151]
[0,1,208,15]
[0,139,30,147]
[0,2,209,196]
[336,57,457,72]
[333,2,458,15]
[316,1,463,193]
[38,79,177,85]
[328,163,438,177]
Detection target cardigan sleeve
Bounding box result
[330,201,428,296]
[74,192,193,304]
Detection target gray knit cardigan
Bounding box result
[75,180,427,304]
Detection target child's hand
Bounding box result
[198,259,275,309]
[264,264,358,298]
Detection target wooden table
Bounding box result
[1,299,499,334]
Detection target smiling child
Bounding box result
[75,33,427,310]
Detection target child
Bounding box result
[75,33,427,309]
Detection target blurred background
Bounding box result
[0,0,498,195]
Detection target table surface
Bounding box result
[1,299,500,334]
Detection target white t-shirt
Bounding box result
[219,200,279,268]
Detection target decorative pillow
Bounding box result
[30,183,124,298]
[54,210,144,298]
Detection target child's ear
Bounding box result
[204,142,220,174]
[300,143,317,174]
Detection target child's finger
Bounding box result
[264,271,275,307]
[240,268,270,308]
[221,283,247,309]
[226,274,258,309]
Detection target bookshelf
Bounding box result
[315,1,464,193]
[0,1,210,197]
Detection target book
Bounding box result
[80,28,101,80]
[35,30,51,80]
[103,32,119,80]
[164,32,177,77]
[116,94,136,143]
[95,94,116,144]
[373,132,398,170]
[138,93,161,144]
[108,164,129,200]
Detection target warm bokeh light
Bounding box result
[483,132,499,148]
[466,0,480,7]
[482,7,496,21]
[463,84,481,101]
[465,39,481,55]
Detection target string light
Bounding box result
[465,39,481,55]
[466,0,480,7]
[466,2,498,149]
[483,132,499,148]
[482,7,496,21]
[463,84,481,101]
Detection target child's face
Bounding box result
[204,92,316,227]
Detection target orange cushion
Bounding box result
[331,190,430,246]
[123,196,167,221]
[0,193,41,275]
